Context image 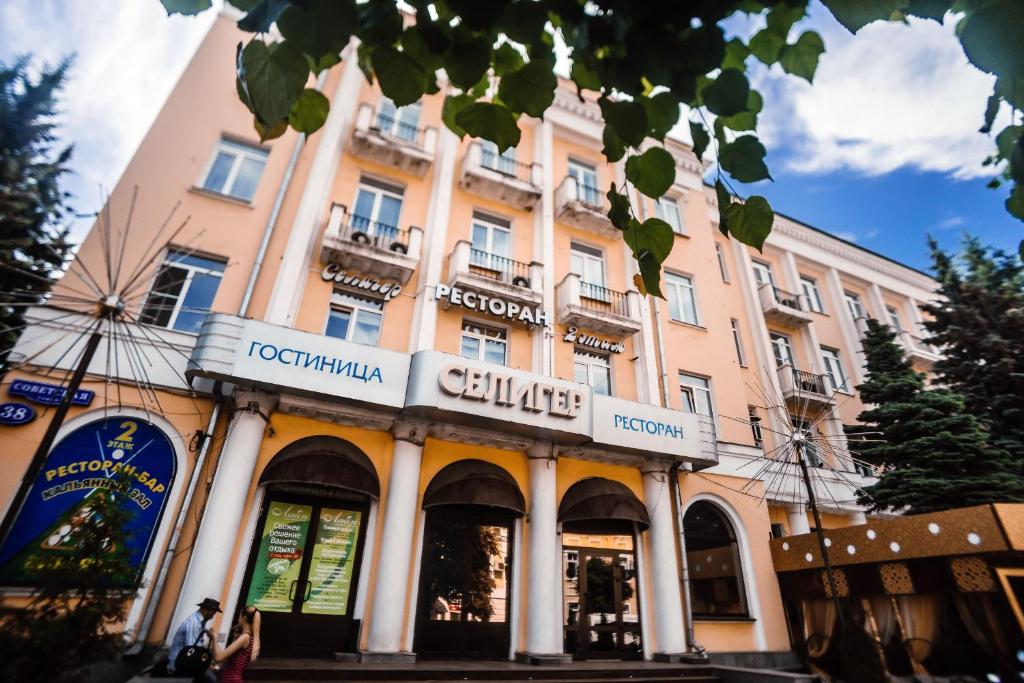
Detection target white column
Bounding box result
[866,282,888,321]
[824,267,865,384]
[364,420,428,655]
[787,504,811,535]
[169,391,276,641]
[641,462,686,655]
[523,443,562,655]
[532,120,555,375]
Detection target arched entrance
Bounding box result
[559,478,649,661]
[413,459,525,659]
[237,437,379,658]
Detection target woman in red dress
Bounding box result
[207,606,261,682]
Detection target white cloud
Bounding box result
[932,216,966,231]
[0,1,215,240]
[756,4,1007,180]
[833,230,859,242]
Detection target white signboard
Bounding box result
[591,394,702,459]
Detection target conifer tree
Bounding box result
[850,318,1024,514]
[0,56,74,372]
[921,237,1024,474]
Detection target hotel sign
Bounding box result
[321,264,401,301]
[432,283,548,327]
[439,364,585,419]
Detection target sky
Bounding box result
[0,1,1019,274]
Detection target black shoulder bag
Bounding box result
[174,627,213,677]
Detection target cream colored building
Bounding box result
[0,13,939,665]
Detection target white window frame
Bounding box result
[844,292,865,321]
[664,272,700,326]
[460,319,508,366]
[480,140,518,175]
[655,195,685,235]
[821,347,850,393]
[352,177,404,235]
[568,159,600,204]
[886,306,903,332]
[751,260,775,288]
[471,212,512,260]
[715,243,730,283]
[140,249,226,332]
[679,371,717,437]
[574,349,612,396]
[747,405,763,446]
[770,332,796,368]
[730,318,747,367]
[199,138,268,202]
[325,291,384,346]
[800,276,824,314]
[376,98,422,142]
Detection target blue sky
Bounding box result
[0,1,1019,274]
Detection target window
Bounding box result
[655,196,685,235]
[730,319,747,366]
[665,273,699,325]
[684,502,747,617]
[791,417,824,467]
[751,260,775,288]
[480,140,518,175]
[352,177,404,240]
[200,138,268,202]
[376,98,421,143]
[770,523,785,539]
[821,347,849,393]
[715,243,730,283]
[325,292,383,345]
[747,406,763,447]
[470,212,512,272]
[460,320,507,365]
[140,250,226,333]
[800,276,824,313]
[844,292,865,321]
[570,242,607,301]
[568,159,600,206]
[574,350,611,396]
[770,333,795,367]
[886,305,903,333]
[679,372,714,422]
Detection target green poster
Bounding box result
[302,508,361,616]
[246,502,311,613]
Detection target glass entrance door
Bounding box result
[414,508,513,658]
[240,494,368,657]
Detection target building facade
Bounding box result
[0,14,941,663]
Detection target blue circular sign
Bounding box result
[0,402,36,426]
[0,416,177,585]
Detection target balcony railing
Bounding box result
[554,176,615,237]
[758,283,812,326]
[373,111,427,147]
[351,102,437,177]
[479,148,536,185]
[578,282,630,318]
[575,182,603,208]
[468,249,534,288]
[336,209,413,254]
[459,142,542,209]
[791,368,829,396]
[320,203,422,284]
[555,273,641,338]
[772,286,804,311]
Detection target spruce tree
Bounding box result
[850,318,1024,514]
[0,56,74,372]
[920,237,1024,474]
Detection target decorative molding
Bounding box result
[392,418,431,445]
[426,420,534,452]
[277,394,396,432]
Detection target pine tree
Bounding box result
[921,236,1024,473]
[0,56,74,372]
[850,318,1024,514]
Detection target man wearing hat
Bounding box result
[156,597,221,678]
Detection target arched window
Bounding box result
[683,501,748,617]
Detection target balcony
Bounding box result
[758,283,813,327]
[446,240,543,309]
[458,142,542,210]
[320,203,422,284]
[349,102,437,177]
[554,175,617,238]
[776,365,836,411]
[899,331,941,367]
[555,273,642,338]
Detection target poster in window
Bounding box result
[302,508,361,616]
[246,502,312,613]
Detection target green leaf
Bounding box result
[637,249,664,298]
[701,69,750,117]
[959,1,1024,78]
[715,180,731,237]
[254,117,288,142]
[690,121,710,160]
[1011,137,1024,183]
[721,38,750,71]
[240,39,309,126]
[445,26,493,90]
[238,0,289,32]
[980,92,999,134]
[607,183,631,230]
[819,0,910,33]
[766,1,807,36]
[288,88,329,134]
[779,31,825,82]
[357,0,403,45]
[278,1,357,73]
[719,135,771,184]
[997,76,1024,110]
[454,102,522,152]
[749,29,786,65]
[625,147,676,198]
[642,92,680,141]
[718,90,762,131]
[724,196,774,251]
[996,125,1023,159]
[624,217,675,263]
[599,98,648,147]
[602,126,626,163]
[499,0,550,44]
[498,60,558,118]
[571,61,602,92]
[493,43,525,77]
[442,94,475,138]
[443,0,510,31]
[905,0,952,21]
[1005,184,1024,220]
[160,0,211,15]
[371,47,428,107]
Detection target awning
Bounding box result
[259,436,380,500]
[422,459,525,516]
[559,477,649,531]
